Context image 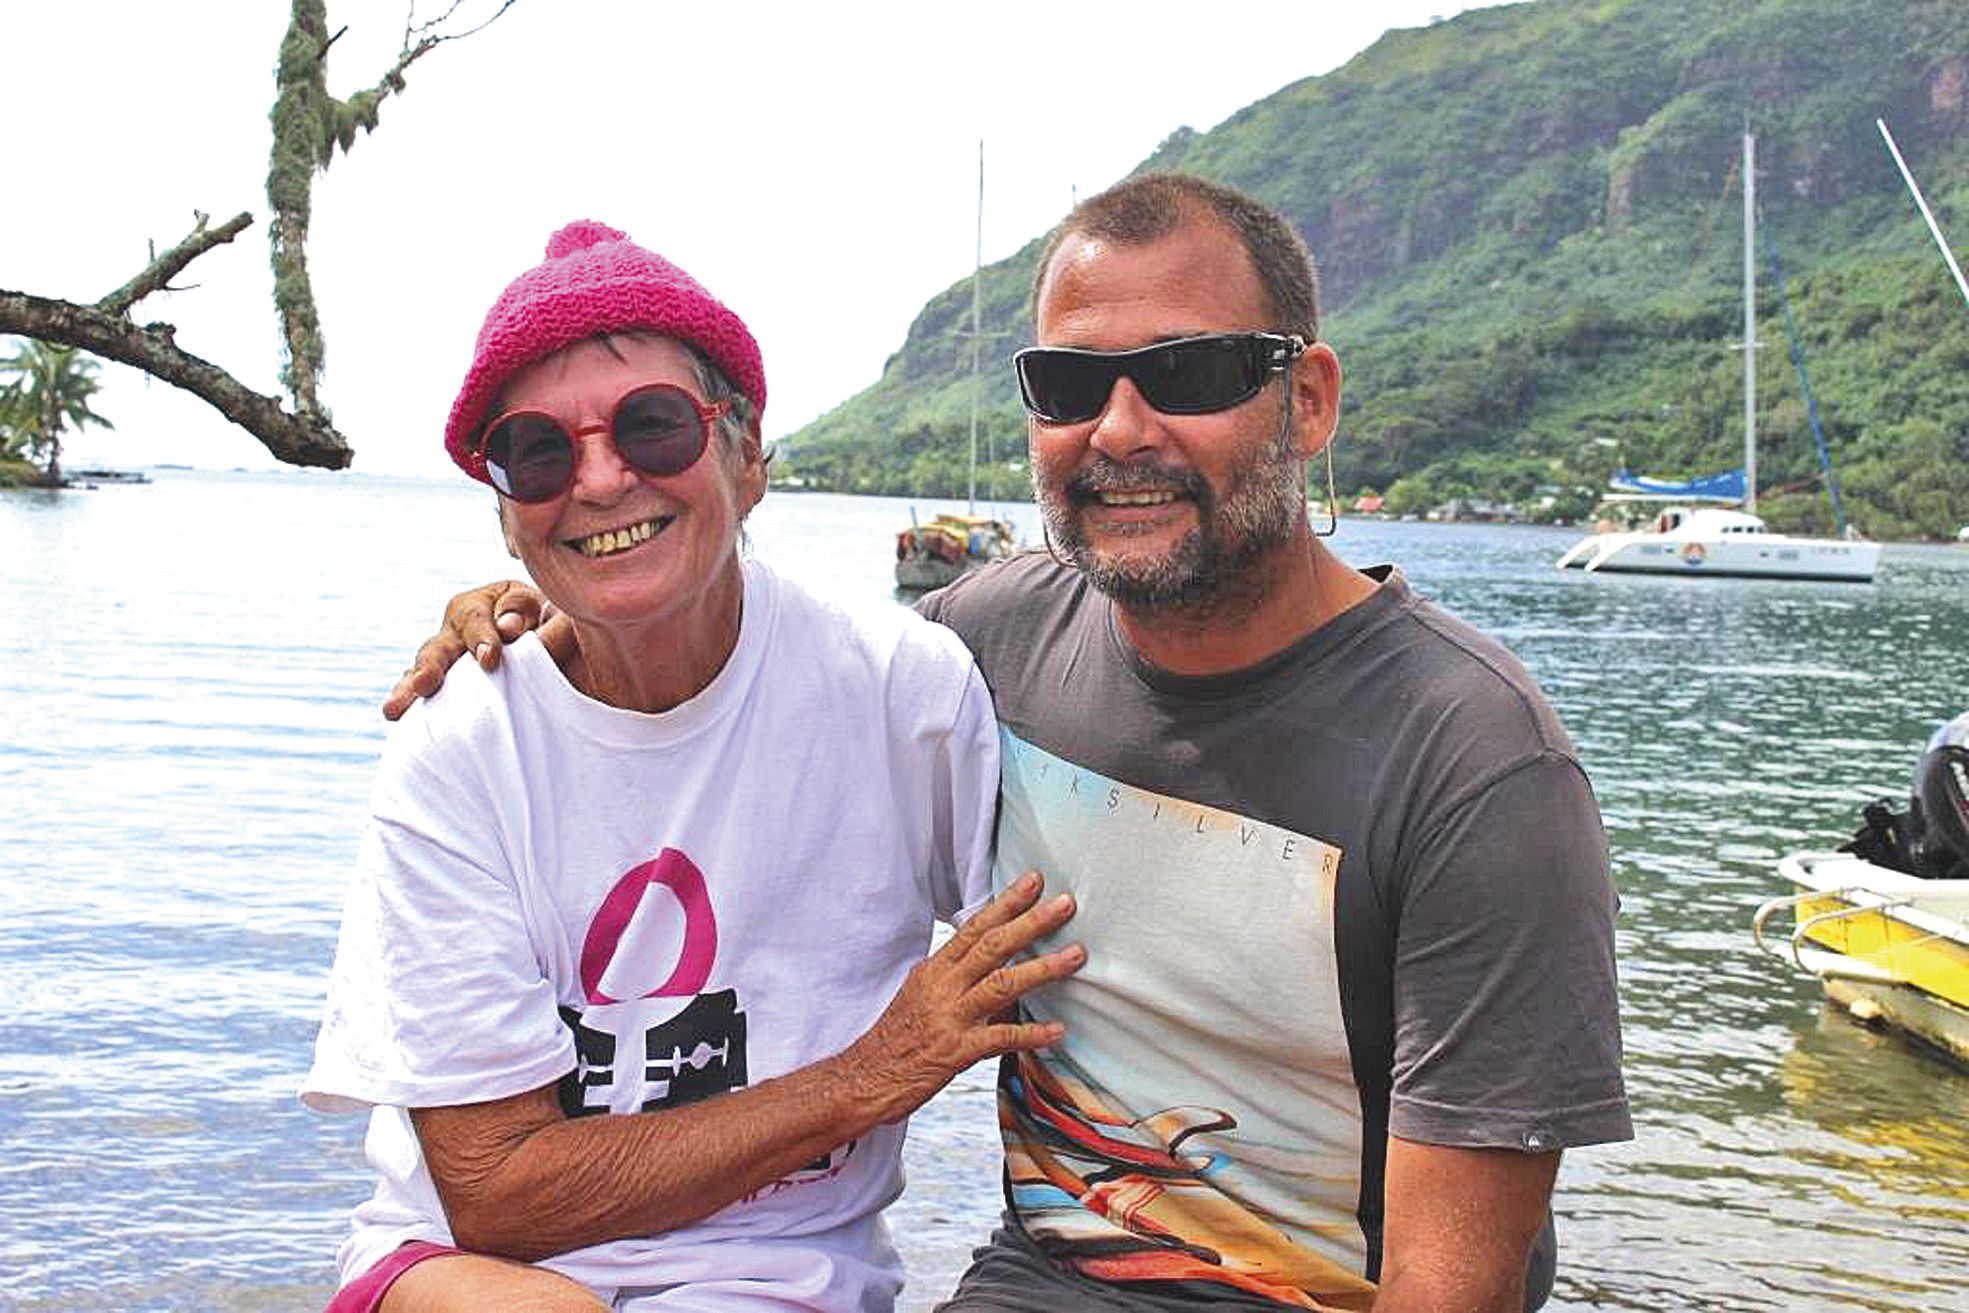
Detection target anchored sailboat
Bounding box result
[895,143,1017,592]
[1556,131,1880,582]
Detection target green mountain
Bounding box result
[781,0,1969,539]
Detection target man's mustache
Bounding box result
[1061,458,1209,506]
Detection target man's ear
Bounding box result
[1292,341,1343,459]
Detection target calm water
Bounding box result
[2,469,1966,1311]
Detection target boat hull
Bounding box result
[1819,976,1969,1066]
[1559,532,1880,581]
[1759,854,1969,1065]
[895,555,970,591]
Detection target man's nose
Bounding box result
[1087,376,1167,463]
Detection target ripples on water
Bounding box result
[2,474,1965,1311]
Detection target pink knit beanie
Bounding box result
[444,220,767,476]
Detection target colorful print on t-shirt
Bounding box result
[993,730,1377,1311]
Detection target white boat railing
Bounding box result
[1750,887,1935,986]
[1777,854,1969,933]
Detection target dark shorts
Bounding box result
[322,1241,461,1313]
[935,1223,1299,1312]
[940,1214,1557,1312]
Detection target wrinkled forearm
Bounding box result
[425,1048,882,1261]
[419,874,1077,1262]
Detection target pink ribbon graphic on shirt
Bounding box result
[579,848,718,1005]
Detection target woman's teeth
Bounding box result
[572,518,664,558]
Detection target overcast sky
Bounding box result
[7,0,1501,479]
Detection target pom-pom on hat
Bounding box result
[444,220,766,477]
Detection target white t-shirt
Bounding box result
[302,560,998,1310]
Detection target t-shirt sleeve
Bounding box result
[301,711,574,1114]
[1386,751,1631,1151]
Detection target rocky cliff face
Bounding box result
[1149,0,1966,300]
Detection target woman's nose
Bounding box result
[567,424,639,502]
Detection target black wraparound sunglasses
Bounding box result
[1013,332,1306,425]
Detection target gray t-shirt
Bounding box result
[921,553,1630,1308]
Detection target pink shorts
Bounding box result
[323,1241,461,1313]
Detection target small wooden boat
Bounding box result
[895,511,1014,592]
[892,148,1019,594]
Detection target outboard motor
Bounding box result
[1844,712,1969,879]
[1910,712,1969,880]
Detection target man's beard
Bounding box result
[1037,427,1305,614]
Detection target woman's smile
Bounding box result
[564,514,674,559]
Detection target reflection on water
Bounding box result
[1781,1012,1969,1203]
[2,475,1967,1310]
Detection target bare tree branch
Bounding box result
[380,32,441,85]
[425,0,518,44]
[0,291,353,469]
[408,0,470,40]
[97,212,255,318]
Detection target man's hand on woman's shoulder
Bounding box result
[383,580,564,720]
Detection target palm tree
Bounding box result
[0,338,114,483]
[0,383,34,462]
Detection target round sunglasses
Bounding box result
[1013,332,1306,425]
[470,383,731,503]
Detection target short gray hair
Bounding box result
[1033,173,1321,342]
[679,342,768,470]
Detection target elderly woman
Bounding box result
[302,222,1080,1313]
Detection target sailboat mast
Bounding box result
[1742,129,1757,515]
[967,141,983,514]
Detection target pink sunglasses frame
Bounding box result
[467,382,732,501]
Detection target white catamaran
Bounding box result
[1557,131,1881,582]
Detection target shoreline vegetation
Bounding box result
[0,457,45,488]
[11,462,1960,545]
[0,457,149,490]
[760,472,1968,544]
